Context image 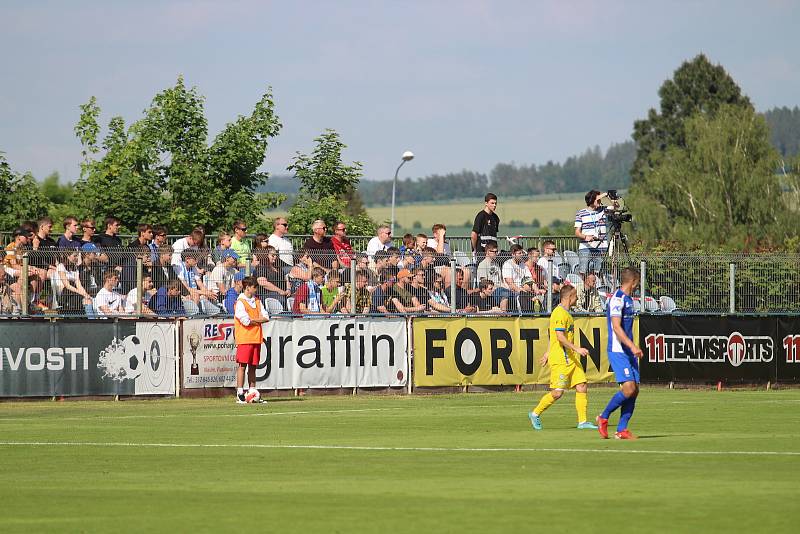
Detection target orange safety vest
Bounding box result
[234,297,263,344]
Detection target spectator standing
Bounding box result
[427,223,450,255]
[366,225,392,260]
[471,193,500,258]
[331,221,354,269]
[80,219,98,245]
[56,217,83,249]
[268,217,294,273]
[128,223,153,250]
[233,276,269,404]
[171,228,204,266]
[213,231,232,264]
[30,217,57,275]
[292,267,325,314]
[95,217,123,248]
[94,271,125,316]
[303,219,337,271]
[150,225,168,264]
[574,190,608,274]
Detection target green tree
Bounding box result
[0,152,51,229]
[631,54,752,183]
[73,77,283,234]
[286,129,377,235]
[628,105,798,248]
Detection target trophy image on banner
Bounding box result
[188,331,201,376]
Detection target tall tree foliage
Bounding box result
[286,129,377,235]
[0,152,51,229]
[628,105,798,247]
[631,54,752,183]
[762,106,800,159]
[74,77,283,233]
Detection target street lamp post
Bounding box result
[391,150,415,238]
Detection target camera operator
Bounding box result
[574,190,608,274]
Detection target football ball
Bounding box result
[245,388,261,403]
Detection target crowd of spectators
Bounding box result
[1,190,614,317]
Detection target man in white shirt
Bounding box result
[366,225,393,260]
[124,275,155,315]
[537,240,559,281]
[171,229,204,266]
[95,271,125,316]
[209,249,239,297]
[497,244,531,311]
[174,249,220,315]
[268,217,294,273]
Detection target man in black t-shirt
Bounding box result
[302,219,337,271]
[471,193,500,258]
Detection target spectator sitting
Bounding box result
[209,249,239,298]
[331,221,354,269]
[385,247,401,277]
[370,273,396,314]
[525,247,549,301]
[224,272,246,314]
[409,268,429,310]
[78,243,103,299]
[476,242,503,288]
[399,234,416,269]
[95,271,125,316]
[419,247,438,290]
[303,219,337,271]
[550,276,564,310]
[230,220,252,267]
[149,279,187,317]
[292,267,325,314]
[120,250,153,294]
[252,233,270,266]
[268,216,294,274]
[427,274,451,313]
[572,271,604,313]
[174,248,219,315]
[537,240,558,282]
[55,250,93,315]
[341,271,371,314]
[213,231,232,264]
[0,274,15,314]
[371,249,390,282]
[124,274,155,315]
[151,245,178,290]
[254,246,291,306]
[56,216,83,249]
[426,223,450,255]
[518,277,544,313]
[288,250,314,294]
[446,268,477,313]
[499,244,530,310]
[475,279,503,313]
[321,272,346,314]
[354,253,377,288]
[366,225,393,260]
[391,269,426,313]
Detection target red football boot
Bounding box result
[614,429,637,440]
[596,416,609,439]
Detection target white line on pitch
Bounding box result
[0,441,798,457]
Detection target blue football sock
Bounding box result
[617,395,637,432]
[601,391,627,419]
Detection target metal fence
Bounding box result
[3,239,800,318]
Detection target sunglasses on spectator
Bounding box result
[237,226,247,231]
[156,233,166,237]
[83,226,95,230]
[315,226,327,230]
[336,227,346,231]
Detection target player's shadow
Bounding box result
[264,397,305,403]
[636,433,694,439]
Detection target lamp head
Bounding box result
[401,151,414,162]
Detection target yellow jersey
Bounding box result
[549,304,577,366]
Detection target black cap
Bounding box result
[13,227,32,237]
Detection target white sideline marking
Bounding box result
[0,441,798,457]
[0,404,533,423]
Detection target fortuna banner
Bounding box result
[181,317,409,389]
[412,316,625,386]
[0,320,176,397]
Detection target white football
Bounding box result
[245,388,261,403]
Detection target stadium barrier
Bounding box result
[5,314,800,398]
[0,319,177,397]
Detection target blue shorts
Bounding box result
[608,351,640,384]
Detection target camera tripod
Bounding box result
[601,222,634,290]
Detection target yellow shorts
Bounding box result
[549,361,587,390]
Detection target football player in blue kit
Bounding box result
[597,267,643,440]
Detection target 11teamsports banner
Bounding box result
[412,316,631,386]
[0,320,176,397]
[639,315,800,383]
[181,317,409,389]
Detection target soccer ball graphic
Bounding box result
[245,389,261,403]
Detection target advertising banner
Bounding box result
[640,315,800,383]
[0,320,176,397]
[181,317,408,389]
[412,316,625,386]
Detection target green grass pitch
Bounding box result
[1,388,799,533]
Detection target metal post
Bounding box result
[729,263,735,314]
[390,159,408,237]
[21,254,30,316]
[245,258,252,276]
[450,258,457,313]
[136,257,143,316]
[546,258,554,313]
[640,260,647,312]
[350,255,356,314]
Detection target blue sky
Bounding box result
[1,0,799,184]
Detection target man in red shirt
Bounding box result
[331,221,354,268]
